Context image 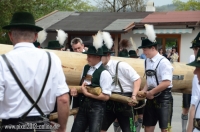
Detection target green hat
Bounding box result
[102,44,114,55]
[187,50,200,67]
[33,41,40,48]
[2,12,43,32]
[46,40,63,49]
[190,32,200,48]
[138,38,157,49]
[129,50,138,57]
[118,49,129,57]
[83,46,104,56]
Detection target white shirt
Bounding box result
[105,60,140,92]
[0,43,69,119]
[83,61,113,96]
[145,53,173,88]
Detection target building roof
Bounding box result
[141,11,200,24]
[41,12,152,33]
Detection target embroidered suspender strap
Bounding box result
[154,58,164,86]
[1,51,51,120]
[115,61,124,93]
[143,59,147,79]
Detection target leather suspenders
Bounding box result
[1,52,51,120]
[114,61,124,93]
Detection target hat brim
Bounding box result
[3,23,43,32]
[187,61,200,67]
[82,52,104,56]
[138,43,157,49]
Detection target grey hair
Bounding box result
[71,37,83,46]
[10,28,36,43]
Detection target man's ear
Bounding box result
[8,32,14,43]
[33,33,38,42]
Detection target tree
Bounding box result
[173,0,200,11]
[0,0,96,44]
[94,0,146,12]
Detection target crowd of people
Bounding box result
[0,11,200,132]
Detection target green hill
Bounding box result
[156,4,177,12]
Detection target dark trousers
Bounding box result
[143,89,173,129]
[1,116,51,132]
[71,97,106,132]
[101,93,134,132]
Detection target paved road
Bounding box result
[66,93,183,132]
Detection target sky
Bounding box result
[153,0,189,6]
[90,0,189,7]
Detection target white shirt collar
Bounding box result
[105,60,112,69]
[93,61,102,69]
[14,42,35,49]
[150,53,160,62]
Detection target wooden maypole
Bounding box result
[0,44,194,94]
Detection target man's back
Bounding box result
[0,42,69,119]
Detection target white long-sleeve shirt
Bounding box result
[0,42,69,119]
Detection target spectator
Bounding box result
[71,37,85,52]
[158,48,167,58]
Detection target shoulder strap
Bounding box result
[115,61,124,93]
[1,51,51,120]
[143,59,147,79]
[154,57,164,85]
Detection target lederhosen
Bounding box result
[182,93,191,109]
[101,62,135,132]
[193,98,200,131]
[0,52,52,132]
[143,58,173,129]
[71,64,106,132]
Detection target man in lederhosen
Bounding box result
[100,31,141,132]
[71,31,113,132]
[0,12,70,132]
[186,49,200,132]
[138,24,173,132]
[187,32,200,132]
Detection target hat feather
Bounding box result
[144,24,156,43]
[37,29,47,44]
[102,31,113,49]
[93,31,103,50]
[129,37,137,51]
[56,29,68,45]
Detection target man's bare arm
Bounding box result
[57,93,70,132]
[187,105,195,132]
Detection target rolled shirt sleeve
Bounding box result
[191,75,200,105]
[100,70,113,96]
[51,53,69,97]
[159,59,173,81]
[0,62,5,101]
[119,62,140,82]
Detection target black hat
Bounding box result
[118,49,129,57]
[138,24,157,49]
[3,12,43,32]
[129,50,138,58]
[83,31,104,56]
[46,41,63,49]
[190,32,200,48]
[138,38,157,49]
[83,46,104,56]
